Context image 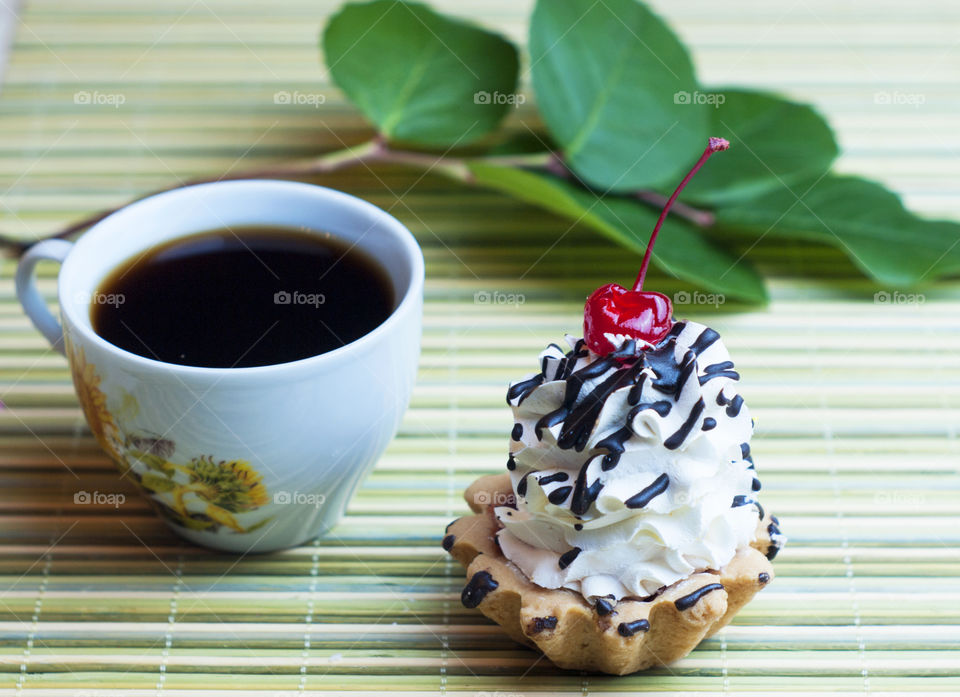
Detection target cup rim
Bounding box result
[58,179,424,377]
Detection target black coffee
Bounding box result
[91,226,395,368]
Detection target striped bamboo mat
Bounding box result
[1,0,959,693]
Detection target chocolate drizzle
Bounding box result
[517,464,573,506]
[644,340,691,398]
[716,390,744,417]
[766,516,784,560]
[595,597,615,616]
[551,354,571,382]
[523,321,744,459]
[538,472,569,486]
[570,461,604,516]
[617,619,650,636]
[596,426,632,471]
[543,343,564,365]
[528,616,558,634]
[507,374,544,406]
[558,546,582,570]
[690,327,720,354]
[664,397,705,449]
[675,583,724,611]
[732,494,765,520]
[533,354,622,446]
[552,339,588,380]
[625,473,670,509]
[461,570,498,608]
[556,360,644,451]
[512,323,756,526]
[610,338,638,359]
[631,400,672,418]
[699,360,739,384]
[663,321,685,342]
[534,408,567,441]
[638,325,718,401]
[591,398,676,472]
[626,372,648,406]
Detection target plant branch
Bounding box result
[633,191,715,228]
[0,140,384,253]
[538,152,717,229]
[0,139,714,255]
[479,151,554,168]
[0,139,509,253]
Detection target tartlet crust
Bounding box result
[444,473,777,675]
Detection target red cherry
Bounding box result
[583,137,730,356]
[584,284,673,354]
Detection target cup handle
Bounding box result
[15,239,74,356]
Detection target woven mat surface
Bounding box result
[0,0,958,694]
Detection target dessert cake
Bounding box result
[443,139,783,674]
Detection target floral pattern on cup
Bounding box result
[68,342,272,534]
[68,341,126,463]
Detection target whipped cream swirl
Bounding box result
[495,321,763,601]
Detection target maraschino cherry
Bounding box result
[583,137,730,356]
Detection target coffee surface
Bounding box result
[91,226,394,368]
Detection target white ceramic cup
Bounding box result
[15,180,423,552]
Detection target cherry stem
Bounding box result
[632,137,729,292]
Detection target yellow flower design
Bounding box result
[68,344,125,465]
[186,457,269,512]
[65,340,271,534]
[162,457,269,533]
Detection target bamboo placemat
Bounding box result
[0,0,958,694]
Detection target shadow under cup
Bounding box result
[17,180,424,553]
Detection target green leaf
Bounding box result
[205,504,244,533]
[680,89,839,205]
[128,450,175,476]
[529,0,707,192]
[468,162,767,303]
[716,175,960,286]
[140,472,176,494]
[322,0,519,147]
[469,163,598,226]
